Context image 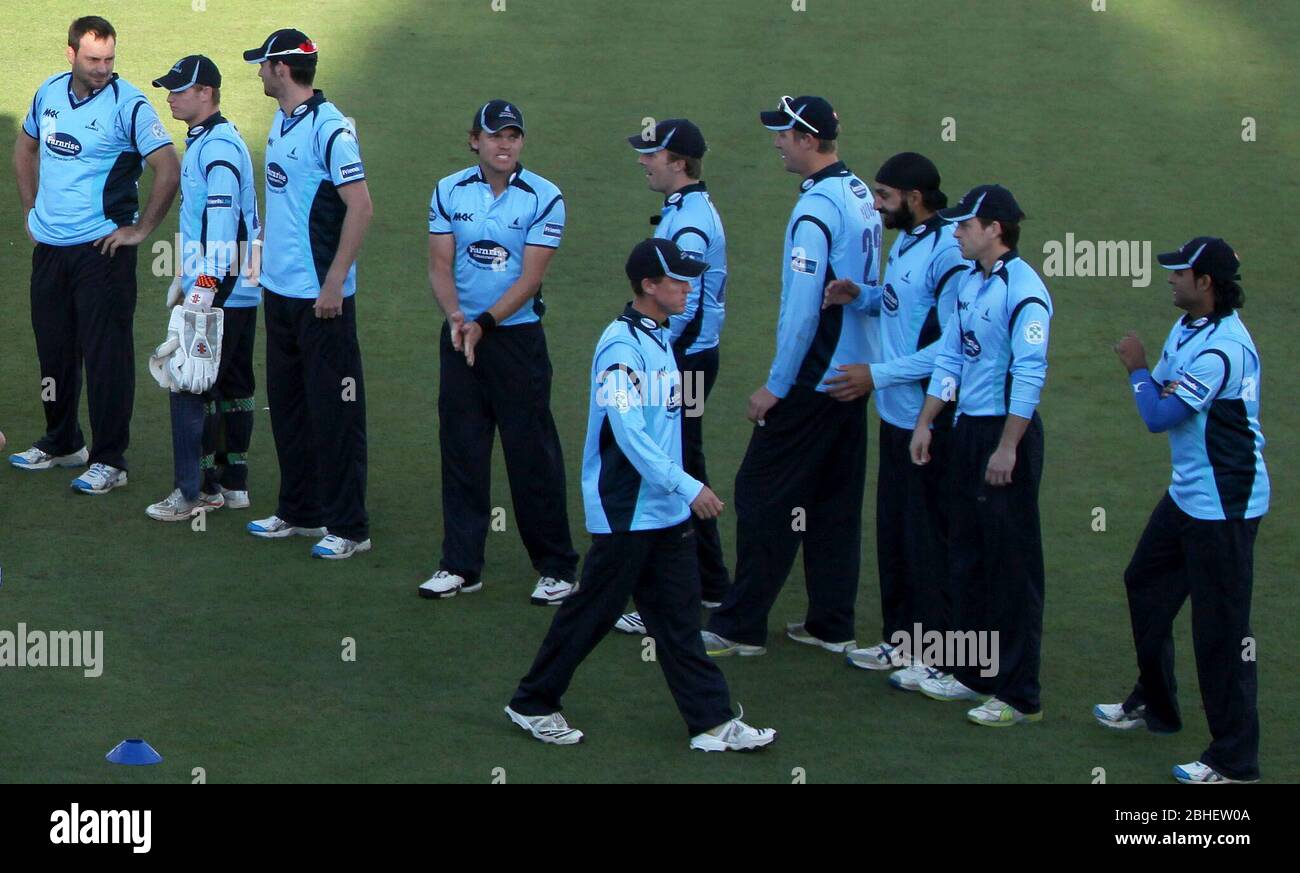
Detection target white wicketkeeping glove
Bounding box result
[171,307,224,394]
[148,306,187,391]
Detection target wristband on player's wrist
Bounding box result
[475,312,497,333]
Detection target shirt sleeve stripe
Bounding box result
[528,194,563,229]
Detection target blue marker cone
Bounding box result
[106,738,162,765]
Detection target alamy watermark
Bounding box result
[0,623,103,677]
[889,623,999,677]
[1042,234,1152,287]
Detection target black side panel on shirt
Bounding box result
[794,265,841,390]
[308,180,346,287]
[597,417,641,532]
[1206,397,1256,520]
[102,151,143,227]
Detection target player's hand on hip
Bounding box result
[822,278,860,309]
[1113,332,1148,373]
[461,321,483,366]
[94,223,147,256]
[823,364,872,400]
[747,385,779,424]
[314,279,344,319]
[985,445,1016,486]
[910,426,932,466]
[691,485,725,520]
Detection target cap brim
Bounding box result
[937,207,975,222]
[482,123,524,135]
[759,110,795,130]
[1156,252,1191,270]
[242,47,267,63]
[151,71,193,91]
[627,134,662,153]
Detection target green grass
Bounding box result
[0,0,1296,783]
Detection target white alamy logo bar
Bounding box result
[1041,234,1152,287]
[888,623,1000,677]
[0,623,103,677]
[50,804,151,854]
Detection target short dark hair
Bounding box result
[792,130,837,154]
[978,217,1021,250]
[207,85,221,106]
[630,276,645,295]
[1199,272,1246,314]
[68,16,115,50]
[271,58,316,87]
[666,151,702,180]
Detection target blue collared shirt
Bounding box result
[652,182,727,354]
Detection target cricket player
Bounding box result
[241,28,373,559]
[823,153,971,688]
[144,55,260,522]
[10,16,179,492]
[505,238,775,751]
[615,118,729,636]
[910,184,1052,727]
[702,95,881,658]
[1100,237,1267,784]
[419,100,579,605]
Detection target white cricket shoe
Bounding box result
[846,641,911,671]
[219,487,250,509]
[888,664,944,691]
[701,630,765,657]
[146,489,218,522]
[311,534,372,560]
[417,570,482,599]
[1172,761,1258,784]
[690,706,777,752]
[614,611,646,635]
[246,515,326,539]
[967,696,1042,727]
[531,576,576,606]
[785,622,855,653]
[10,445,88,470]
[1093,702,1148,731]
[71,463,127,495]
[504,706,584,745]
[918,672,985,702]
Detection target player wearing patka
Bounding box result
[1101,236,1268,785]
[11,15,179,494]
[505,238,775,752]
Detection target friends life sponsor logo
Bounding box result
[596,366,707,419]
[467,239,511,272]
[1041,233,1153,288]
[50,804,151,854]
[0,623,103,677]
[888,623,1000,677]
[338,161,365,183]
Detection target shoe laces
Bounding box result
[85,463,114,482]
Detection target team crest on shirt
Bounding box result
[150,121,167,140]
[961,329,982,358]
[611,389,631,414]
[1024,320,1045,345]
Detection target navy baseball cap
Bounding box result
[1157,237,1241,281]
[152,55,221,91]
[626,238,707,285]
[627,118,707,159]
[243,28,318,66]
[475,100,525,134]
[939,184,1025,223]
[760,95,839,140]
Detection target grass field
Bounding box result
[0,0,1296,783]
